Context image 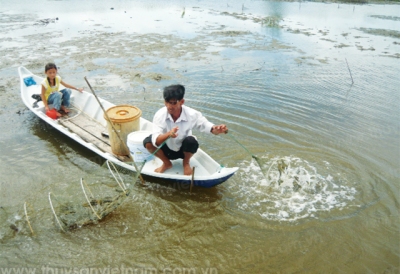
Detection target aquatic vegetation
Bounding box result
[220,11,283,28]
[259,16,282,28]
[358,27,400,39]
[34,17,58,26]
[370,15,400,21]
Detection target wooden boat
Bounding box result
[19,66,238,188]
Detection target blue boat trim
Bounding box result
[157,172,236,188]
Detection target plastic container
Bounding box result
[104,105,141,156]
[46,109,58,119]
[127,131,154,162]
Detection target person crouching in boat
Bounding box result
[143,84,228,176]
[41,63,83,117]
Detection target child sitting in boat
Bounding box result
[41,63,83,117]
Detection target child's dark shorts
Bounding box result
[143,134,199,160]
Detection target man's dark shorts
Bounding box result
[143,134,199,160]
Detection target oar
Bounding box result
[84,77,145,184]
[226,132,268,180]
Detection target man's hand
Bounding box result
[211,124,228,135]
[169,126,179,138]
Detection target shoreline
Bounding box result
[283,0,400,4]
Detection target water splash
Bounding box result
[235,155,358,222]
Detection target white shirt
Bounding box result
[151,105,214,151]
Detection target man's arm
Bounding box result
[155,126,179,146]
[192,109,228,135]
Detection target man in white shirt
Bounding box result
[143,84,228,175]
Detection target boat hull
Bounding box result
[19,66,238,187]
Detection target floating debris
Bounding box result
[34,18,59,26]
[9,224,18,232]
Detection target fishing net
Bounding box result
[0,160,144,240]
[48,160,142,231]
[1,131,168,237]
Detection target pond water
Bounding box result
[0,0,399,273]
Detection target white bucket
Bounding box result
[127,130,154,162]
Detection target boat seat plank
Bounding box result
[58,115,131,162]
[58,119,112,153]
[64,111,109,145]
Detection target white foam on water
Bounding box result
[235,156,358,222]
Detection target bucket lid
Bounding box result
[127,130,152,143]
[104,105,142,123]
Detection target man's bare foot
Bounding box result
[183,163,192,176]
[154,162,172,173]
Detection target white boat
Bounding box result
[19,66,238,188]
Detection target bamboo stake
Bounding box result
[48,192,66,232]
[24,202,34,235]
[80,178,102,220]
[190,167,195,193]
[84,77,145,184]
[106,160,127,193]
[81,177,95,199]
[345,58,354,85]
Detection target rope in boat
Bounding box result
[135,136,171,174]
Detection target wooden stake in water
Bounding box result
[48,192,66,232]
[80,178,101,220]
[106,160,128,193]
[345,58,354,85]
[24,202,34,235]
[190,167,195,193]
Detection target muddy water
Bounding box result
[0,0,399,273]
